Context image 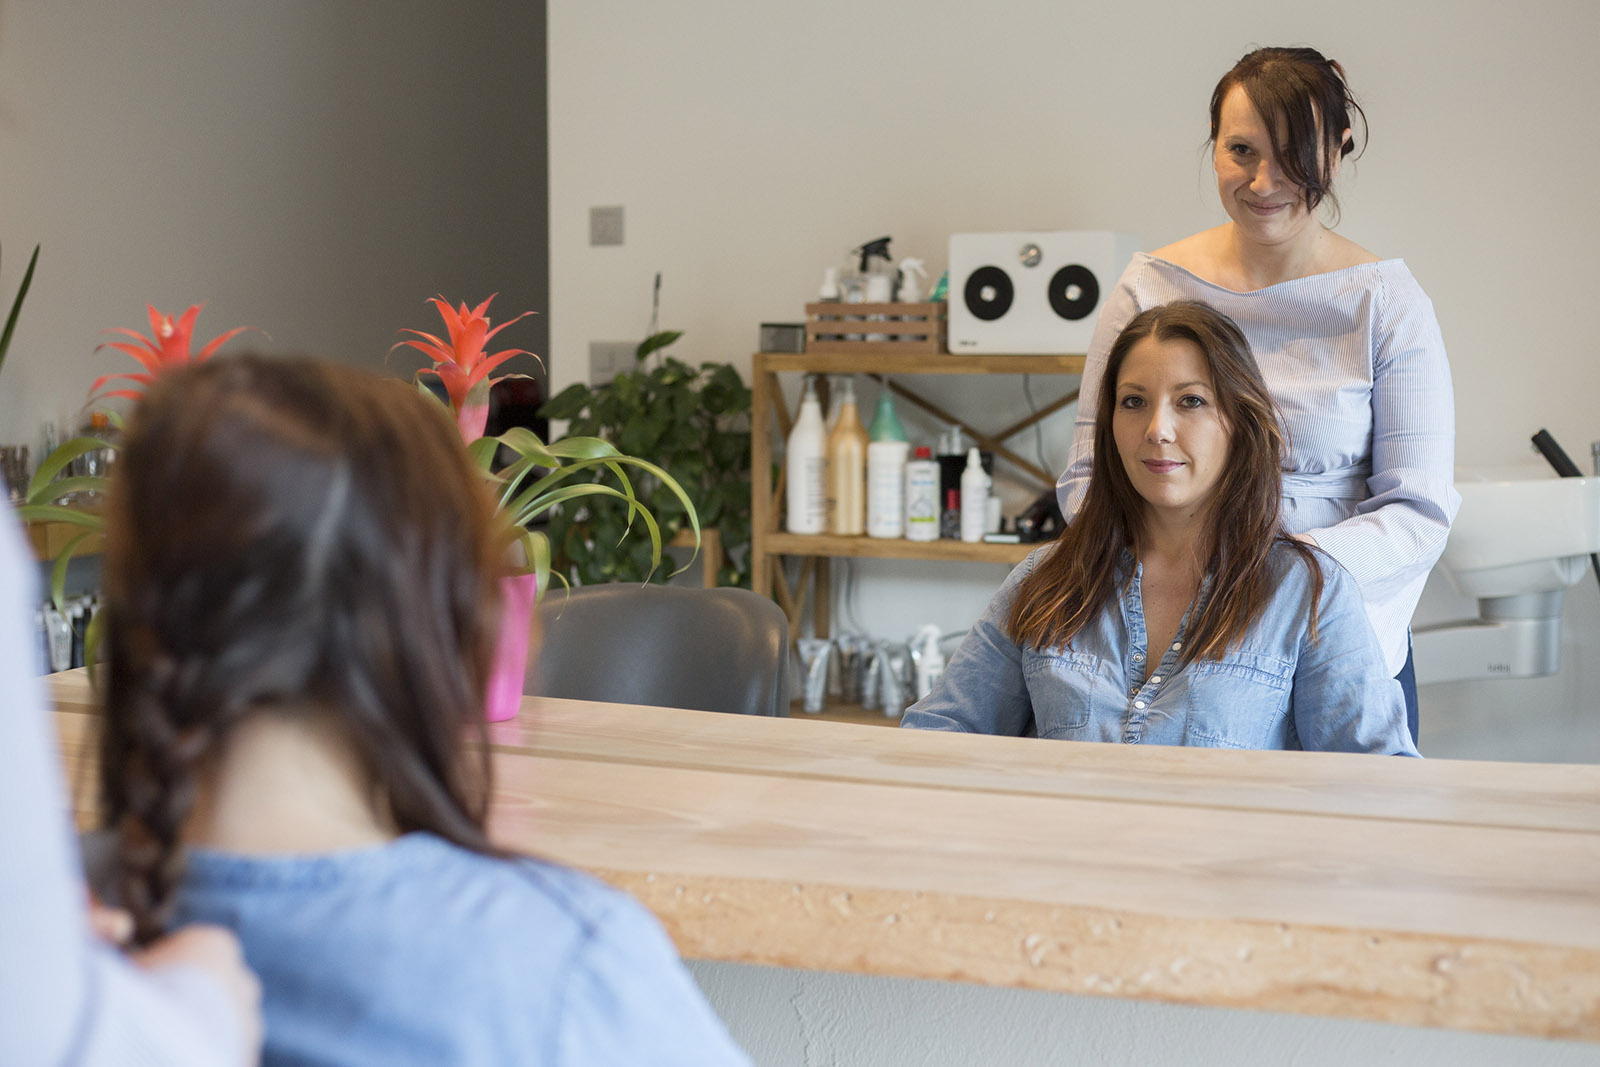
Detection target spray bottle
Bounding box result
[852,236,894,341]
[960,446,988,543]
[866,384,910,539]
[895,258,927,303]
[911,624,945,700]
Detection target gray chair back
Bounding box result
[530,584,790,716]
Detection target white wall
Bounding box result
[551,0,1600,763]
[0,1,547,453]
[688,960,1600,1067]
[550,2,1600,1060]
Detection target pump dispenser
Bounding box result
[866,386,910,539]
[785,376,827,535]
[826,378,868,535]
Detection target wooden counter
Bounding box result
[48,670,1600,1041]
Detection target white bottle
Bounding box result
[912,624,944,700]
[863,272,894,342]
[826,379,868,536]
[904,446,940,542]
[866,388,909,539]
[785,377,827,535]
[960,447,987,543]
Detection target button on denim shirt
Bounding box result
[902,543,1418,755]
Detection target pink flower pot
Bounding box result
[485,572,538,722]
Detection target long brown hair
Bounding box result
[1209,46,1367,219]
[1009,301,1320,664]
[99,354,508,944]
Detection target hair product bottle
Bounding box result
[960,447,987,543]
[866,387,909,539]
[785,376,827,535]
[904,446,940,542]
[826,378,868,535]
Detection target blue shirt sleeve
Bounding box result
[1288,553,1420,756]
[900,551,1042,736]
[554,895,750,1066]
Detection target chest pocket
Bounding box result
[1181,650,1293,749]
[1021,648,1100,736]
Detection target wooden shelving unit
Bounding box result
[750,349,1086,640]
[24,518,103,563]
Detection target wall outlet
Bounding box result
[588,340,636,385]
[589,205,624,246]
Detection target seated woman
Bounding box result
[902,302,1417,755]
[95,355,750,1064]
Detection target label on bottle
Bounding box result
[904,461,940,542]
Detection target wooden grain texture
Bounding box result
[46,671,1600,1040]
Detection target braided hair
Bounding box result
[99,354,508,943]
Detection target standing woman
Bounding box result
[1057,47,1458,741]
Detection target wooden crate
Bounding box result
[804,301,946,355]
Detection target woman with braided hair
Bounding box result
[96,354,749,1065]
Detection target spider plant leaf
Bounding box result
[12,503,105,530]
[26,437,112,500]
[0,244,40,372]
[48,530,95,611]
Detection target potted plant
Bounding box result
[539,331,751,587]
[394,295,699,719]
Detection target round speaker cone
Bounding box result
[963,266,1014,322]
[1048,264,1099,321]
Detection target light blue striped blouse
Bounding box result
[1056,253,1461,674]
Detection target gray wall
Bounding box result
[0,1,547,448]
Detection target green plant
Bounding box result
[540,331,751,587]
[398,297,699,597]
[0,243,40,376]
[17,302,255,612]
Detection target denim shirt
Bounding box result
[902,543,1418,755]
[175,833,751,1066]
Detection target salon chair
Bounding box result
[529,583,790,717]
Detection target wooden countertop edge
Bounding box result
[600,868,1600,1042]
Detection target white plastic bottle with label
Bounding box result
[785,377,827,534]
[903,446,940,542]
[960,447,987,543]
[866,388,909,539]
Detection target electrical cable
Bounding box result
[1530,429,1600,598]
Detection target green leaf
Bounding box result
[26,437,111,501]
[0,243,40,373]
[48,530,95,610]
[635,330,683,362]
[13,503,105,530]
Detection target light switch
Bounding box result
[589,206,624,247]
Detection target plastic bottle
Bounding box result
[904,446,940,542]
[895,258,927,303]
[911,624,944,700]
[819,266,841,302]
[826,378,868,535]
[960,447,987,543]
[816,267,843,342]
[785,376,827,535]
[866,387,910,539]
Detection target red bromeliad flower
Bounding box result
[91,304,255,401]
[393,294,537,442]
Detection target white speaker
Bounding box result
[948,231,1140,354]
